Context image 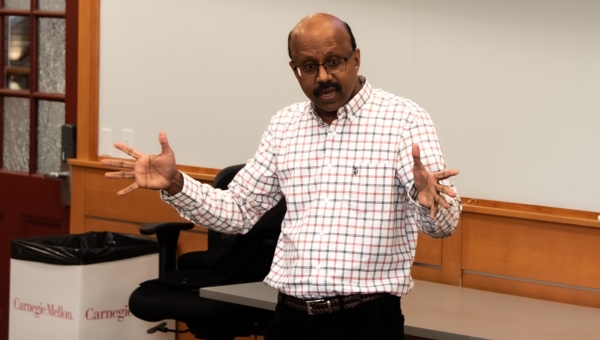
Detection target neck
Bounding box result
[317,109,338,125]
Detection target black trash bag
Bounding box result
[11,232,159,265]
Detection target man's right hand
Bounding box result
[101,131,183,196]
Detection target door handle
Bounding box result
[44,124,76,206]
[44,171,70,180]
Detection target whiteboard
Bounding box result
[99,0,600,212]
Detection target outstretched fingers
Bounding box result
[429,202,439,219]
[435,191,451,209]
[427,190,449,219]
[435,183,457,198]
[117,182,140,196]
[104,170,135,179]
[114,142,143,160]
[433,169,459,180]
[100,158,135,169]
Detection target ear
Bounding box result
[289,61,300,80]
[353,48,361,71]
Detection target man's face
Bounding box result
[289,24,361,116]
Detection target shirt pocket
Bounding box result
[344,161,396,224]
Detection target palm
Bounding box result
[412,144,459,219]
[133,152,176,190]
[413,159,437,207]
[101,132,178,196]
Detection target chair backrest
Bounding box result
[208,164,286,249]
[212,164,246,190]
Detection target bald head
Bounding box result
[287,13,356,60]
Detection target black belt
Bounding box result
[277,292,390,315]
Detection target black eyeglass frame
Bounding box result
[292,50,356,78]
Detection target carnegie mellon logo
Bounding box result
[13,298,74,320]
[85,306,133,322]
[13,297,133,322]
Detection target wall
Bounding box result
[98,0,600,213]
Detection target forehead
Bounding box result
[290,21,352,60]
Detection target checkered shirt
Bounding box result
[162,76,461,299]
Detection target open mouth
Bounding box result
[314,81,342,98]
[319,88,337,99]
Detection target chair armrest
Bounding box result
[139,222,195,277]
[140,222,194,235]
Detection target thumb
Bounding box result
[412,143,421,162]
[158,131,172,154]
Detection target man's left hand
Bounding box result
[412,143,459,219]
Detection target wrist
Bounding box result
[166,171,184,195]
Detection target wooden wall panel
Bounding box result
[69,161,600,311]
[414,230,442,266]
[85,216,142,235]
[411,264,442,283]
[71,165,210,262]
[70,164,87,233]
[441,217,462,286]
[412,215,463,286]
[462,212,600,289]
[179,230,209,255]
[463,273,600,309]
[84,167,187,224]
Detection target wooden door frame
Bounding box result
[76,0,99,162]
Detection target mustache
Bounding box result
[313,81,342,97]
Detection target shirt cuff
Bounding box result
[160,172,194,202]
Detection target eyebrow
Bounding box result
[295,48,347,63]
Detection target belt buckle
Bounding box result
[305,298,333,315]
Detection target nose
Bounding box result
[316,64,332,83]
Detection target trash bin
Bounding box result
[9,232,175,340]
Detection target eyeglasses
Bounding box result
[292,50,355,79]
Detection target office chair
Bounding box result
[129,164,285,340]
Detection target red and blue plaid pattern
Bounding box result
[163,76,461,299]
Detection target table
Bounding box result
[200,280,600,339]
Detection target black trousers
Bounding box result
[264,295,404,340]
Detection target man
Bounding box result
[103,13,460,340]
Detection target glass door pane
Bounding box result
[5,16,31,90]
[37,100,64,174]
[2,97,30,172]
[39,0,66,12]
[38,18,66,94]
[4,0,30,10]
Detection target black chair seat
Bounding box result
[130,281,272,339]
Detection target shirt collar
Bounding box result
[341,75,370,121]
[309,75,371,123]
